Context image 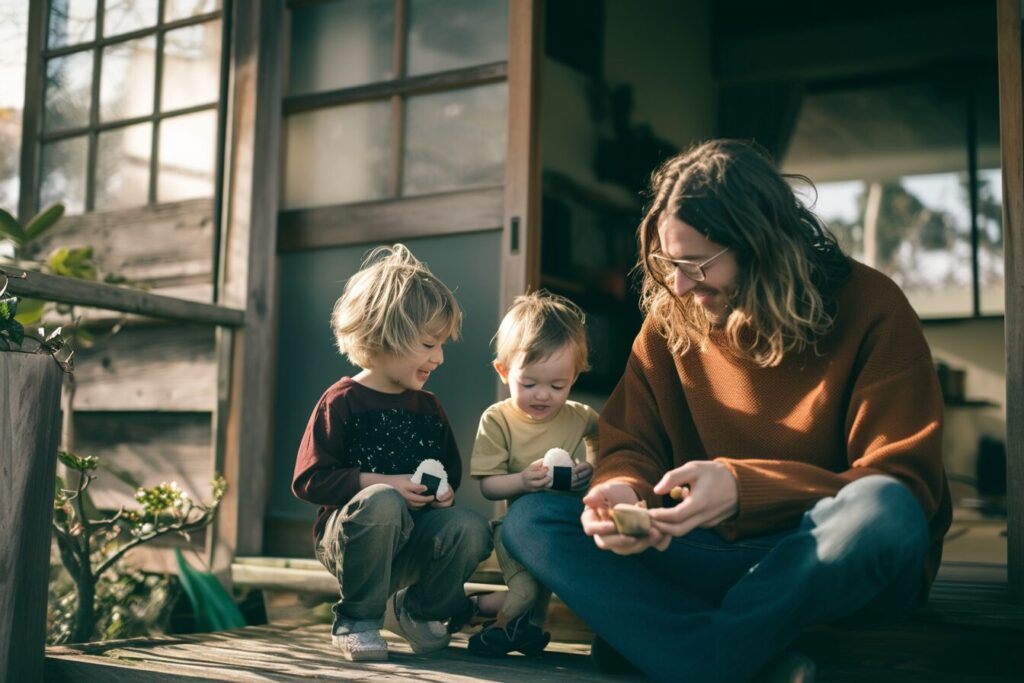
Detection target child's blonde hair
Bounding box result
[332,244,462,368]
[494,291,589,373]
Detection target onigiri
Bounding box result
[543,447,575,490]
[411,458,451,498]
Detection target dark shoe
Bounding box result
[467,611,551,657]
[590,636,640,675]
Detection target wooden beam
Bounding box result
[0,354,63,683]
[502,0,544,311]
[277,187,504,251]
[2,268,244,327]
[996,0,1024,603]
[209,0,285,574]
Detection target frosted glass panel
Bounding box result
[40,135,89,215]
[165,0,221,21]
[104,0,159,37]
[44,51,93,132]
[100,36,156,122]
[284,101,391,208]
[0,1,28,210]
[157,111,216,201]
[48,0,96,48]
[162,21,221,111]
[407,0,508,77]
[288,0,393,96]
[402,83,506,196]
[95,123,152,211]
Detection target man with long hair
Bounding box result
[502,140,951,682]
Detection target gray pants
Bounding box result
[316,483,492,626]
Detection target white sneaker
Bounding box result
[332,628,388,662]
[384,587,451,654]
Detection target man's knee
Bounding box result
[813,475,929,567]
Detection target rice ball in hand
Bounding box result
[411,458,450,498]
[543,447,575,491]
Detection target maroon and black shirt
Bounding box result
[292,377,462,544]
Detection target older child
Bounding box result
[467,291,599,656]
[292,244,491,662]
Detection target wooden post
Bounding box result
[0,354,64,683]
[996,0,1024,602]
[208,0,285,576]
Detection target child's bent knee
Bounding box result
[349,484,406,524]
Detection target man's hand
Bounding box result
[647,461,739,537]
[430,486,455,509]
[581,481,671,555]
[570,461,594,492]
[520,459,552,492]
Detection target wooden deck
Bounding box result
[45,563,1024,682]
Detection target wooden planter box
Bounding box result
[0,352,64,683]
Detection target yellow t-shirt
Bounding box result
[470,398,600,477]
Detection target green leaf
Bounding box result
[24,203,65,241]
[0,208,27,245]
[174,548,246,632]
[57,451,99,472]
[0,295,15,320]
[13,297,44,326]
[47,246,97,281]
[1,317,24,347]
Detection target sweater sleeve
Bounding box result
[715,311,946,539]
[591,353,676,507]
[291,394,362,507]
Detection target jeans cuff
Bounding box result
[332,615,384,635]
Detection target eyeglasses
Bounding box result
[650,247,730,283]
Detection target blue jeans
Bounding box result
[502,475,930,683]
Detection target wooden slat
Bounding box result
[282,62,508,114]
[996,0,1024,603]
[1,354,63,683]
[73,325,216,412]
[28,199,216,289]
[209,0,286,574]
[277,187,505,251]
[3,269,244,327]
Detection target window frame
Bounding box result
[792,65,1004,322]
[19,0,229,218]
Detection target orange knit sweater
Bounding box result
[593,261,952,586]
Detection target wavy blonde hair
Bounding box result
[494,290,590,373]
[637,139,851,367]
[332,244,462,368]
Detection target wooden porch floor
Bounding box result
[46,566,1024,682]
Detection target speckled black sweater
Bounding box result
[292,376,462,544]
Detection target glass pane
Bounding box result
[157,109,216,202]
[48,0,96,49]
[978,168,1004,315]
[103,0,158,37]
[0,1,29,213]
[95,122,151,210]
[407,0,508,77]
[161,21,221,111]
[402,83,506,196]
[100,35,156,122]
[164,0,221,22]
[44,50,94,133]
[40,135,88,215]
[283,101,391,208]
[784,80,974,318]
[287,0,393,96]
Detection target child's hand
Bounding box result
[520,459,552,492]
[431,486,455,508]
[571,461,594,491]
[386,475,434,509]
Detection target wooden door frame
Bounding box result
[996,0,1023,602]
